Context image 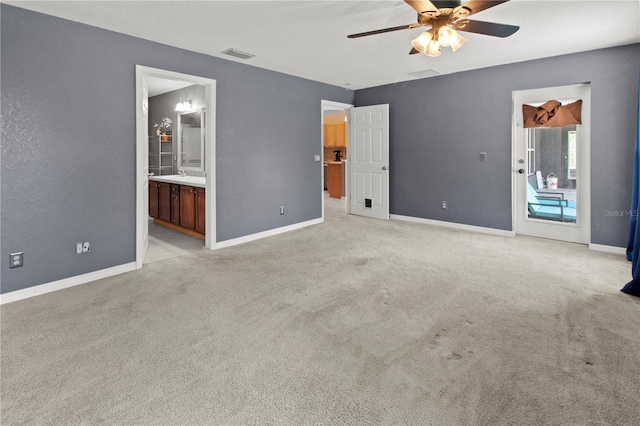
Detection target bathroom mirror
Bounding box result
[177,108,205,172]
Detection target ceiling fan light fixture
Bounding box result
[426,40,441,57]
[411,31,433,53]
[437,25,456,47]
[450,34,468,52]
[347,0,519,59]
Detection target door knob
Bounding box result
[382,166,388,170]
[518,169,525,174]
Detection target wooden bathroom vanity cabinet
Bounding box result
[149,177,205,239]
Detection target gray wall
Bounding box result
[1,5,353,294]
[354,44,640,247]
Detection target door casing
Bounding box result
[321,100,353,220]
[135,65,217,268]
[512,84,591,244]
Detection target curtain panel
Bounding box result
[622,72,640,297]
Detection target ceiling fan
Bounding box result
[347,0,519,57]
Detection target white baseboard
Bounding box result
[213,218,323,250]
[1,262,137,305]
[588,243,626,255]
[391,215,626,253]
[390,214,516,237]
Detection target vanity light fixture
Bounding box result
[175,97,193,112]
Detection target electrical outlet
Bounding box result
[280,206,285,215]
[480,152,487,162]
[83,242,90,253]
[10,252,23,268]
[442,201,448,210]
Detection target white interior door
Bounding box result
[513,84,591,244]
[349,104,389,220]
[136,71,150,267]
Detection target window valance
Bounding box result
[522,100,582,128]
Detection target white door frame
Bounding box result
[321,100,353,221]
[135,65,217,268]
[512,83,591,244]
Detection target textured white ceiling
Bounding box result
[7,0,640,90]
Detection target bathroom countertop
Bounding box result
[149,175,206,188]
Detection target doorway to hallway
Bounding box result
[321,100,352,220]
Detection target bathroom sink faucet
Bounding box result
[178,168,186,177]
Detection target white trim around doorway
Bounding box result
[511,83,591,245]
[135,65,217,269]
[321,100,353,221]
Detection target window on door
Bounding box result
[527,131,536,176]
[567,130,577,180]
[524,124,578,224]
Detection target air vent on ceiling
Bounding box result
[408,69,441,79]
[222,48,255,60]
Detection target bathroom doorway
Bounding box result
[135,66,217,268]
[145,77,204,262]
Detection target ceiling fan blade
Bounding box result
[347,23,421,39]
[404,0,438,15]
[409,47,420,55]
[454,0,511,18]
[454,19,519,38]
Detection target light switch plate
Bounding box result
[314,155,320,162]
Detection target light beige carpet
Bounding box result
[2,196,639,425]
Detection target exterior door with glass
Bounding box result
[513,84,591,244]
